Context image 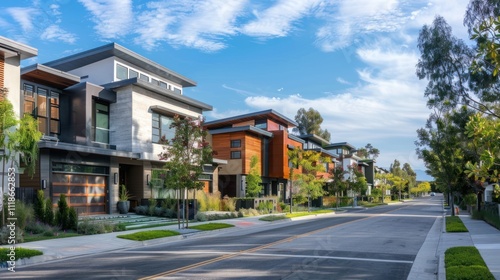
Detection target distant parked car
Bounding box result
[430,192,435,196]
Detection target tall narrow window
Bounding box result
[37,88,48,135]
[94,101,109,143]
[152,113,175,143]
[50,92,60,134]
[23,84,35,116]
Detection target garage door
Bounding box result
[51,168,108,215]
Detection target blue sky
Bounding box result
[0,0,472,179]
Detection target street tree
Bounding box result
[375,173,392,203]
[246,155,262,197]
[464,112,500,185]
[293,108,331,141]
[415,111,469,215]
[327,166,347,209]
[293,150,327,211]
[158,115,212,228]
[287,146,302,213]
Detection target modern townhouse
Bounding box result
[204,109,304,202]
[18,42,218,215]
[297,134,339,180]
[0,37,38,196]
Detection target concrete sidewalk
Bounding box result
[408,212,500,280]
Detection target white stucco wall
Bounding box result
[131,86,200,160]
[68,57,114,85]
[3,56,21,117]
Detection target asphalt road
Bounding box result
[4,196,442,280]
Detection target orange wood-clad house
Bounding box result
[204,109,304,201]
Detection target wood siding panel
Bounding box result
[243,133,262,174]
[269,130,285,178]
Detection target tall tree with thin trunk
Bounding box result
[246,155,262,197]
[158,115,212,228]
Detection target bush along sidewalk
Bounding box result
[445,246,494,280]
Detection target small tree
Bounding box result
[34,190,46,222]
[287,147,302,213]
[246,155,262,197]
[294,150,327,211]
[158,115,212,229]
[56,194,69,230]
[44,198,54,226]
[327,166,347,209]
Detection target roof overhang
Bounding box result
[204,109,297,129]
[38,141,141,159]
[43,43,196,87]
[0,36,37,60]
[104,78,212,111]
[299,134,330,146]
[209,125,273,138]
[21,64,80,89]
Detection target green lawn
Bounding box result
[0,247,43,262]
[446,216,468,232]
[117,230,180,241]
[188,223,234,231]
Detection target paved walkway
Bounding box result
[3,211,500,279]
[408,212,500,280]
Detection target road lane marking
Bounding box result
[140,205,421,279]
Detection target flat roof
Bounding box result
[204,109,297,129]
[43,43,196,87]
[0,36,37,60]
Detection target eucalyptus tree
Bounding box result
[417,15,500,118]
[293,108,331,141]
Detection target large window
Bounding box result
[93,101,109,144]
[152,113,175,143]
[23,83,60,136]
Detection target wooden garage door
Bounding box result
[52,173,107,215]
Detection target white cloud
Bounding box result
[134,0,246,51]
[6,7,38,32]
[41,25,77,44]
[336,77,350,85]
[241,0,321,38]
[78,0,133,39]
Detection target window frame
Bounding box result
[230,139,241,148]
[93,100,110,144]
[152,112,176,144]
[230,151,241,159]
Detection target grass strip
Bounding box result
[188,223,234,231]
[446,216,468,232]
[259,215,287,222]
[0,247,43,262]
[445,246,494,280]
[117,230,180,241]
[286,209,334,218]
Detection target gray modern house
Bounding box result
[19,43,214,214]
